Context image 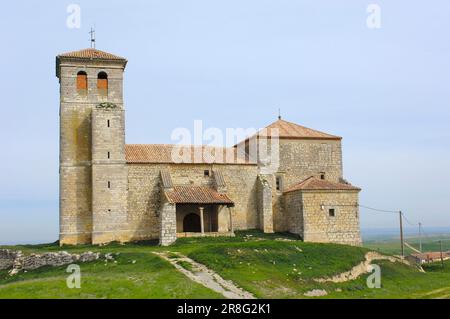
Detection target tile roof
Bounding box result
[240,119,341,143]
[165,186,234,205]
[57,48,127,61]
[283,176,361,193]
[411,252,450,260]
[125,144,253,165]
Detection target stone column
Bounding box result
[257,175,274,233]
[228,206,234,233]
[159,203,177,246]
[199,207,205,234]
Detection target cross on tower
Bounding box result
[89,27,96,49]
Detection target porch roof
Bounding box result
[165,185,234,205]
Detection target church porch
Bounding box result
[175,204,235,238]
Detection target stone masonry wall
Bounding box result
[260,138,343,233]
[58,58,126,245]
[0,249,102,275]
[159,201,177,246]
[257,175,274,233]
[126,163,258,241]
[284,191,304,237]
[91,108,128,244]
[292,190,362,246]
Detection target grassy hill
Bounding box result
[1,231,449,299]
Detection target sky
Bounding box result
[0,0,449,244]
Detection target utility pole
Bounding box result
[439,240,444,268]
[418,222,422,253]
[399,211,404,257]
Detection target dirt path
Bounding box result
[153,252,255,299]
[314,252,411,283]
[417,287,450,299]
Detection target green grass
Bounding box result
[0,252,221,299]
[176,260,194,272]
[1,230,449,299]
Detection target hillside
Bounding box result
[0,231,449,299]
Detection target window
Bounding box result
[204,170,210,177]
[329,208,335,217]
[107,181,111,189]
[320,173,325,180]
[97,71,108,96]
[76,71,88,92]
[107,152,110,159]
[107,119,110,127]
[276,176,283,191]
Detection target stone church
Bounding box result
[56,48,362,247]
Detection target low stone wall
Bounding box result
[0,249,21,270]
[0,249,104,275]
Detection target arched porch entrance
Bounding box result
[183,213,201,232]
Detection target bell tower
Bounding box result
[56,48,128,245]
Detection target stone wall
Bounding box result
[257,175,274,233]
[277,139,343,187]
[57,56,126,245]
[126,163,258,242]
[285,189,362,246]
[256,138,343,232]
[283,191,304,237]
[0,249,20,270]
[159,201,177,246]
[91,108,128,244]
[0,249,102,274]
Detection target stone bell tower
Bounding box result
[56,48,128,245]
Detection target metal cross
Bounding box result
[89,28,96,49]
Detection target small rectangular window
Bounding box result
[320,172,325,180]
[108,181,111,189]
[107,119,110,127]
[329,208,335,217]
[107,151,110,159]
[276,176,283,191]
[204,170,210,177]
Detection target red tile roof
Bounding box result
[411,252,450,260]
[125,144,253,165]
[57,48,127,61]
[165,186,234,205]
[283,176,361,193]
[239,119,341,143]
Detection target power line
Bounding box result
[358,204,399,214]
[359,204,418,226]
[402,213,418,226]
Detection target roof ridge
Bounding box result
[57,48,127,61]
[284,176,360,193]
[126,143,235,148]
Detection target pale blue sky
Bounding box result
[0,1,449,243]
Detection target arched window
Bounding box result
[76,71,88,92]
[97,71,108,96]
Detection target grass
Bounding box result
[1,230,449,299]
[176,260,194,272]
[0,252,222,299]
